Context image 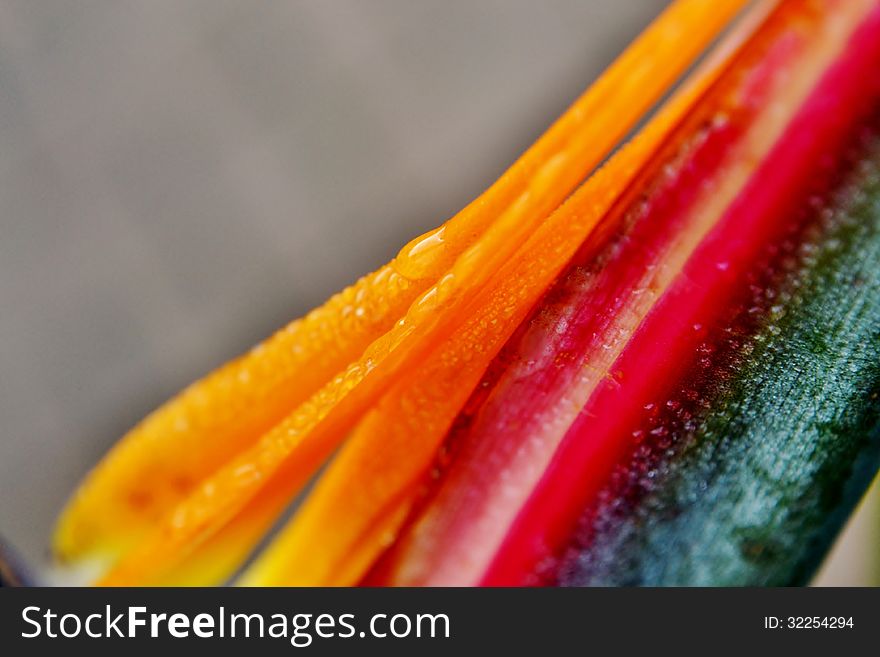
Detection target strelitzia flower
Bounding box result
[48,0,880,586]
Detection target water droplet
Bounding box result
[393,226,447,280]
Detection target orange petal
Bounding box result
[90,0,748,585]
[238,4,760,585]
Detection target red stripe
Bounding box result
[481,4,880,586]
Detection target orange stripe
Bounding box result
[238,10,765,586]
[58,0,747,565]
[89,0,748,585]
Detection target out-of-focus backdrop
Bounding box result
[0,0,875,584]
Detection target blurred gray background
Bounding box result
[0,0,874,583]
